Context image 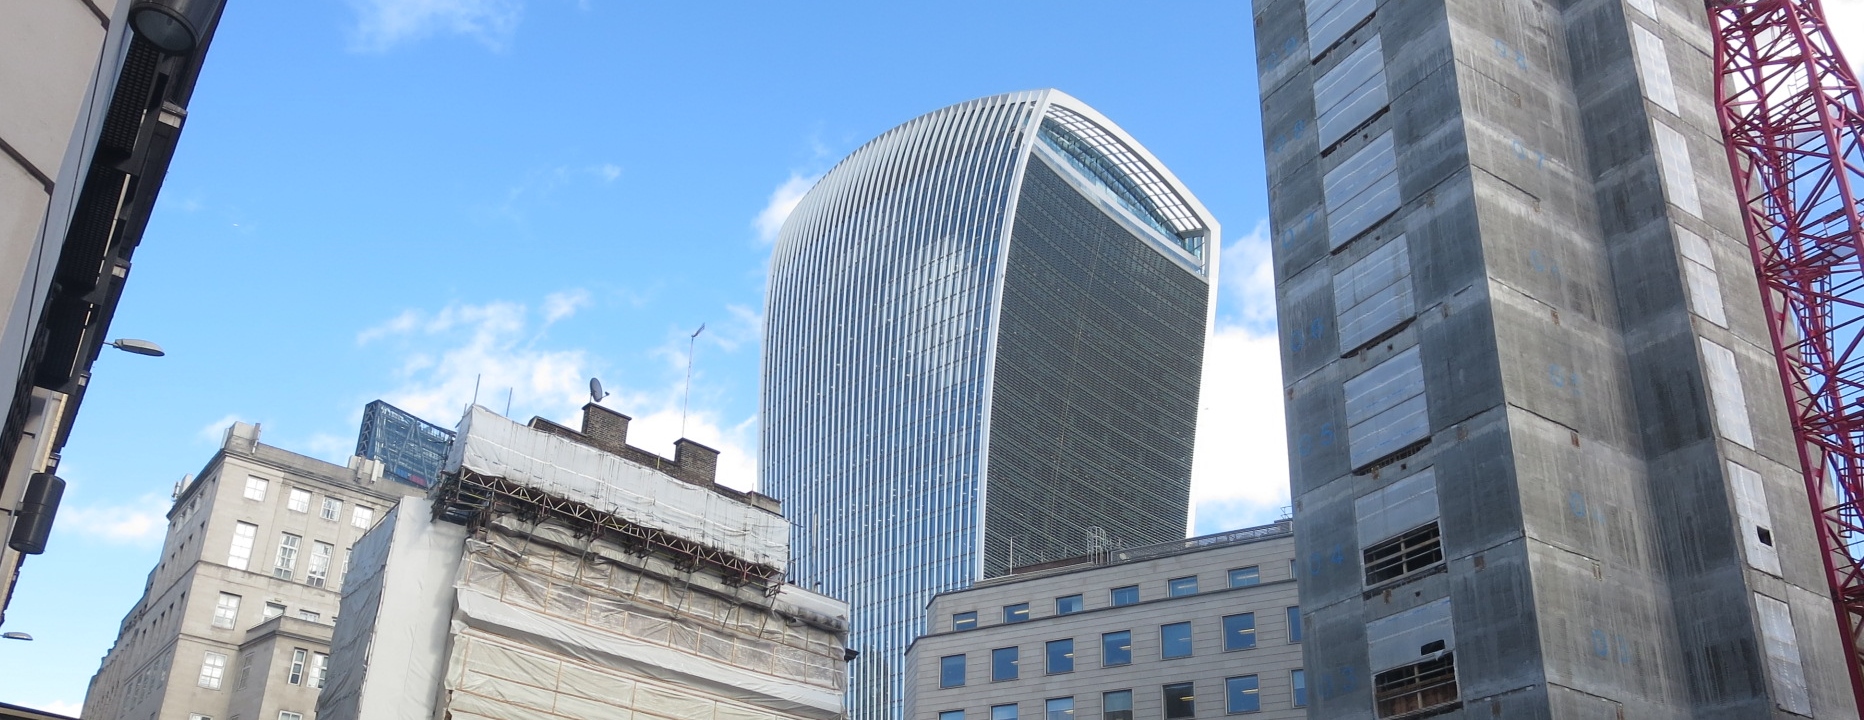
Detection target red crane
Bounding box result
[1707,0,1864,704]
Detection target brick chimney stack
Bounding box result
[580,403,632,455]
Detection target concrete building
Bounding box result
[0,0,227,623]
[763,89,1220,720]
[317,403,850,720]
[905,522,1303,720]
[80,422,426,720]
[1252,0,1856,716]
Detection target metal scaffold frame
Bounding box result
[1708,0,1864,703]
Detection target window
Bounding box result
[288,648,307,685]
[1228,566,1260,588]
[190,715,213,720]
[311,652,329,689]
[228,522,257,570]
[307,542,333,588]
[1046,638,1073,674]
[1110,585,1139,607]
[1374,656,1456,717]
[1102,630,1132,666]
[238,651,255,690]
[1225,676,1260,714]
[941,712,965,720]
[1364,523,1443,586]
[991,705,1018,720]
[212,593,241,630]
[992,646,1019,681]
[1287,607,1303,643]
[1294,669,1310,708]
[1004,602,1030,623]
[940,654,966,688]
[1222,613,1257,652]
[243,476,268,501]
[1046,697,1074,720]
[298,609,320,622]
[263,602,285,619]
[273,533,300,580]
[321,497,341,521]
[352,505,374,529]
[1056,594,1083,615]
[279,713,303,720]
[1161,622,1193,659]
[287,488,311,513]
[199,652,227,689]
[1167,576,1198,597]
[953,611,978,631]
[1102,691,1133,720]
[1163,682,1196,720]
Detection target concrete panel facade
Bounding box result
[1251,0,1857,716]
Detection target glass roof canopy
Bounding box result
[1037,105,1209,258]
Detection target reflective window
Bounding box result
[273,534,300,581]
[992,647,1019,681]
[1293,670,1308,707]
[1102,630,1133,666]
[1223,613,1257,651]
[1163,682,1196,720]
[321,497,341,522]
[940,655,965,688]
[954,612,978,631]
[243,476,267,502]
[352,505,375,529]
[288,648,307,685]
[1226,676,1260,714]
[212,593,241,630]
[287,489,311,513]
[198,652,227,689]
[1103,690,1133,720]
[1046,639,1073,674]
[1161,622,1193,659]
[1167,576,1198,597]
[942,712,965,720]
[1056,594,1083,615]
[1046,697,1074,720]
[1005,603,1031,623]
[1228,566,1260,587]
[1287,607,1304,643]
[1111,585,1140,607]
[228,522,256,570]
[992,705,1019,720]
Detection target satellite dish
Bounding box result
[590,378,609,402]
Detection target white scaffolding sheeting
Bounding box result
[445,405,789,569]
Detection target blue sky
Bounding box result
[0,0,1304,712]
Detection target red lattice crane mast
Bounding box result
[1707,0,1864,704]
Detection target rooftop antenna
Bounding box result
[589,377,609,403]
[681,323,705,437]
[505,387,513,416]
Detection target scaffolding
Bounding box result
[355,399,454,488]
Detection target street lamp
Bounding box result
[2,632,31,641]
[109,339,165,357]
[128,0,224,55]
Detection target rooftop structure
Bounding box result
[761,89,1219,720]
[354,400,454,489]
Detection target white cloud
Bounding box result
[361,298,592,425]
[543,289,592,324]
[196,413,249,444]
[755,173,817,244]
[1828,0,1863,65]
[591,395,760,492]
[597,164,622,182]
[346,0,523,53]
[59,494,172,547]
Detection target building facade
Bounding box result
[80,422,426,720]
[354,399,454,489]
[762,89,1220,720]
[906,523,1303,720]
[1253,0,1856,716]
[0,0,226,623]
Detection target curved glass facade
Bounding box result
[761,90,1216,720]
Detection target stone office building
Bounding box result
[906,522,1304,720]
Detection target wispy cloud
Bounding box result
[59,494,172,547]
[346,0,524,53]
[196,413,250,444]
[755,173,817,244]
[359,298,592,424]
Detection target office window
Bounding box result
[1226,676,1260,714]
[1163,682,1196,720]
[228,522,257,570]
[1102,691,1133,720]
[991,705,1018,720]
[992,646,1019,681]
[352,505,374,529]
[279,713,303,720]
[199,651,227,689]
[1110,585,1139,607]
[212,593,241,630]
[243,476,268,501]
[1222,613,1257,651]
[273,533,300,580]
[1167,576,1198,597]
[1004,602,1030,623]
[1161,622,1193,659]
[1046,697,1074,720]
[941,712,964,720]
[288,648,307,685]
[1102,630,1132,666]
[307,542,333,588]
[1293,669,1309,708]
[1287,607,1303,643]
[940,654,966,688]
[1056,594,1083,615]
[311,652,329,689]
[1228,566,1260,587]
[298,609,320,622]
[321,497,341,521]
[953,611,978,631]
[1046,638,1074,674]
[287,488,311,513]
[263,602,285,619]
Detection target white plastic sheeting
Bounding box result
[1727,462,1782,576]
[1345,346,1430,468]
[1325,132,1402,249]
[446,405,790,570]
[1633,25,1679,114]
[1305,0,1375,59]
[1754,594,1812,715]
[1314,36,1389,148]
[1366,597,1454,673]
[1652,122,1702,217]
[1334,234,1414,353]
[1355,468,1439,549]
[1698,338,1754,448]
